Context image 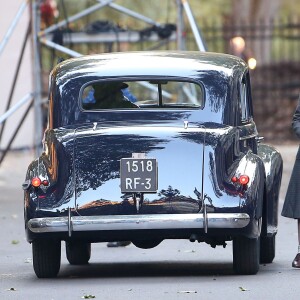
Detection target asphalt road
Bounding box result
[0,144,299,300]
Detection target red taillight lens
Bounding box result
[42,180,49,186]
[231,175,249,186]
[31,177,41,188]
[231,176,238,183]
[239,175,249,185]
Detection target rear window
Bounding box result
[81,80,204,110]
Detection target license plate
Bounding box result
[120,158,158,193]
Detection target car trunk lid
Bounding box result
[73,122,206,216]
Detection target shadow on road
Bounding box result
[58,261,235,278]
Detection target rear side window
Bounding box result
[81,80,204,110]
[240,82,249,121]
[240,72,252,123]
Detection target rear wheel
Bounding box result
[66,241,91,265]
[132,240,162,249]
[233,237,260,275]
[260,235,275,263]
[32,239,61,278]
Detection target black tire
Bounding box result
[233,237,260,275]
[260,235,275,264]
[66,241,91,265]
[32,239,61,278]
[132,239,162,249]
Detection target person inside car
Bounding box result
[84,82,138,109]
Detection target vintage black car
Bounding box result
[23,51,283,278]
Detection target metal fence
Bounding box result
[195,17,300,141]
[199,17,300,62]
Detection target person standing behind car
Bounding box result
[282,97,300,268]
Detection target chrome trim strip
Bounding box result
[28,213,250,233]
[238,121,258,141]
[239,133,257,141]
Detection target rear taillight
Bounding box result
[231,176,238,183]
[239,175,249,185]
[231,175,249,186]
[31,177,41,188]
[42,180,49,186]
[31,177,49,188]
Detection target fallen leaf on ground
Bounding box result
[239,286,249,291]
[11,240,19,245]
[82,295,95,299]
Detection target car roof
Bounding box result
[52,51,248,82]
[49,51,248,128]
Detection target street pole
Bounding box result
[30,0,43,155]
[181,0,206,51]
[176,0,186,50]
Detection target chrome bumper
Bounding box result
[28,213,250,233]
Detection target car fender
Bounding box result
[247,151,265,219]
[257,143,283,236]
[230,150,265,219]
[24,129,75,221]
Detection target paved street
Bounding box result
[0,144,299,300]
[1,1,300,299]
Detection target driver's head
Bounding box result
[93,81,128,102]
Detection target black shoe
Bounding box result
[107,241,131,247]
[292,253,300,268]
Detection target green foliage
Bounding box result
[57,0,233,30]
[280,0,300,17]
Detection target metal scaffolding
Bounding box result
[0,0,206,163]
